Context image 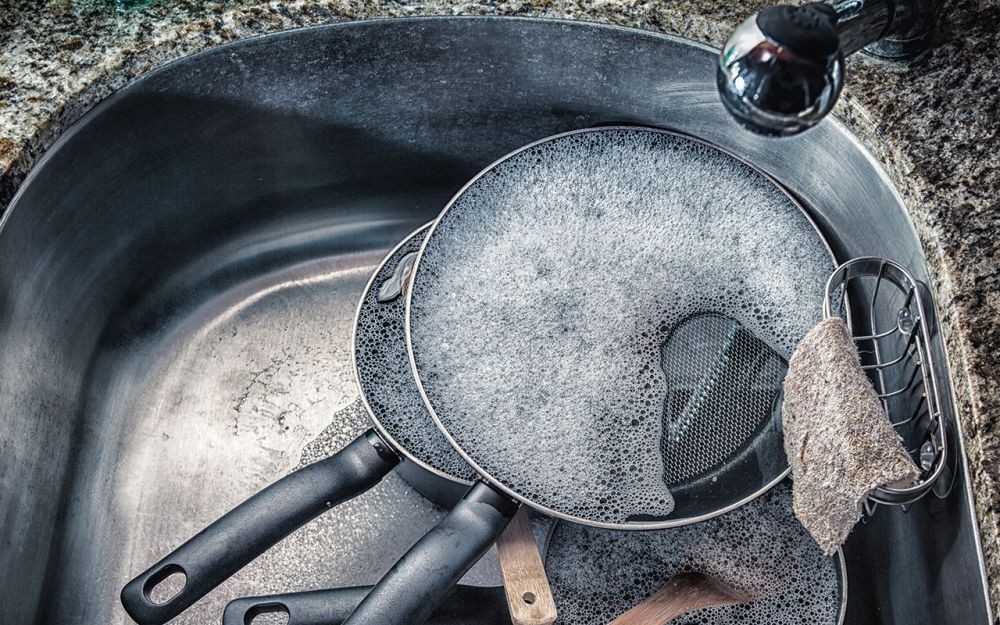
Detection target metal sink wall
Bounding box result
[0,17,990,625]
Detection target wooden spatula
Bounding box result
[496,508,557,625]
[608,572,751,625]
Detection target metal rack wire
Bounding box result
[823,257,949,508]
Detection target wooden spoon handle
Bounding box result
[608,572,750,625]
[496,508,558,625]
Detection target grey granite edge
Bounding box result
[836,95,1000,616]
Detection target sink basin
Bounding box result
[0,17,990,625]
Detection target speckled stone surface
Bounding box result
[1,0,998,616]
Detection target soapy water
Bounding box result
[354,225,475,481]
[408,128,833,525]
[547,481,843,625]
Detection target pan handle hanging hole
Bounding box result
[522,591,537,605]
[246,604,290,625]
[143,565,187,604]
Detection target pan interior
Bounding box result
[660,312,788,486]
[545,481,845,625]
[407,127,833,526]
[354,226,474,482]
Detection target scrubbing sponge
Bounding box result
[783,318,920,555]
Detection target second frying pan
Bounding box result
[223,482,846,625]
[342,126,837,625]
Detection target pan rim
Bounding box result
[836,542,848,625]
[405,124,838,530]
[350,221,475,488]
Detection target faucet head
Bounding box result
[717,3,844,136]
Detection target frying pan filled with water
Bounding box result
[341,126,837,625]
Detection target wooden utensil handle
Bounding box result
[496,508,558,625]
[608,572,750,625]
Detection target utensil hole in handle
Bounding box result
[522,592,536,605]
[245,603,290,625]
[143,565,187,605]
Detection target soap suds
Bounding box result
[409,128,832,524]
[548,482,843,625]
[354,225,474,481]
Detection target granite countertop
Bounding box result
[1,0,997,616]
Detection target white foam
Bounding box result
[546,482,842,625]
[354,227,474,481]
[409,128,832,524]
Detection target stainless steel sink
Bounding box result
[0,17,990,625]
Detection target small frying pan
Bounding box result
[223,483,847,625]
[340,126,837,625]
[543,482,847,625]
[121,226,551,625]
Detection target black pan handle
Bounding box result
[341,481,519,625]
[223,587,369,625]
[222,585,511,625]
[121,430,399,625]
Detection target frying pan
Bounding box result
[223,483,847,625]
[121,226,550,625]
[340,126,837,625]
[544,482,847,625]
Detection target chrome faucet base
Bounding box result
[866,0,941,59]
[865,34,933,60]
[718,0,941,135]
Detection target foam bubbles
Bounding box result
[353,226,474,482]
[408,128,832,524]
[547,482,843,625]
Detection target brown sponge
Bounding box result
[783,318,920,555]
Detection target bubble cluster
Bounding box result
[353,225,474,482]
[408,128,833,524]
[547,482,843,625]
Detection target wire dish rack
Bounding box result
[822,257,950,509]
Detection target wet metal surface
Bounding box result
[0,17,990,625]
[75,255,514,624]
